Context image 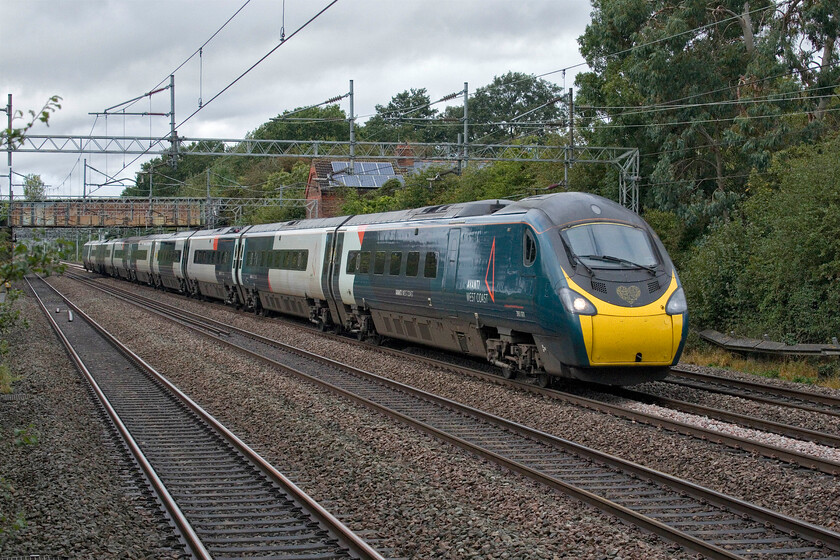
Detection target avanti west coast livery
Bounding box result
[83,192,688,386]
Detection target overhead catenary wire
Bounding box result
[107,0,341,186]
[272,91,350,120]
[121,0,253,115]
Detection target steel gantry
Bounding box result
[15,135,640,211]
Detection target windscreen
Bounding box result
[563,223,658,268]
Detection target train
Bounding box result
[82,192,688,386]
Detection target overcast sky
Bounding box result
[1,0,592,198]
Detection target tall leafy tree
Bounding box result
[451,72,566,144]
[251,105,349,142]
[361,88,450,143]
[575,0,837,228]
[22,174,46,200]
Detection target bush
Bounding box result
[682,133,840,342]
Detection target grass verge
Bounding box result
[681,334,840,390]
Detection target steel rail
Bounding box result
[67,271,840,475]
[613,386,840,448]
[670,366,840,409]
[24,275,211,560]
[668,367,840,419]
[31,274,385,560]
[64,274,840,559]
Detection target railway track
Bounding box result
[667,366,840,419]
[65,270,840,475]
[26,274,385,560]
[60,272,840,559]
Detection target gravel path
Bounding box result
[47,275,701,559]
[0,287,182,558]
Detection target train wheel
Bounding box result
[536,373,551,388]
[501,366,516,380]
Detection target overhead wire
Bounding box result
[107,0,341,186]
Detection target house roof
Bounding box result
[311,160,405,190]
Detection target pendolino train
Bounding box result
[83,192,688,386]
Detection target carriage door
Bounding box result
[444,229,461,293]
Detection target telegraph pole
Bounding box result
[349,80,355,172]
[5,94,12,204]
[3,94,12,234]
[462,82,469,171]
[565,88,574,189]
[169,75,178,168]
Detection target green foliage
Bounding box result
[361,88,447,143]
[575,0,838,235]
[467,72,566,143]
[0,95,62,150]
[641,208,686,263]
[13,424,39,447]
[252,105,349,142]
[0,233,67,393]
[0,475,27,540]
[22,174,46,201]
[682,133,840,342]
[0,363,18,394]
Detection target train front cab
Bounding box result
[537,217,688,386]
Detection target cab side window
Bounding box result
[523,230,537,267]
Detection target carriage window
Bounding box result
[359,251,371,274]
[523,230,537,267]
[389,252,402,275]
[406,251,420,276]
[374,251,386,275]
[424,252,438,278]
[297,250,308,271]
[346,251,359,274]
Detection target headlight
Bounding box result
[666,287,687,315]
[559,288,597,316]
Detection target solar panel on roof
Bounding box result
[328,160,401,188]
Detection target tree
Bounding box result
[251,105,349,142]
[456,72,566,143]
[682,132,840,342]
[0,99,65,394]
[574,0,837,230]
[361,88,450,143]
[22,174,46,201]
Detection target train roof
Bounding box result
[188,225,252,238]
[343,199,513,227]
[245,216,350,234]
[496,192,645,228]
